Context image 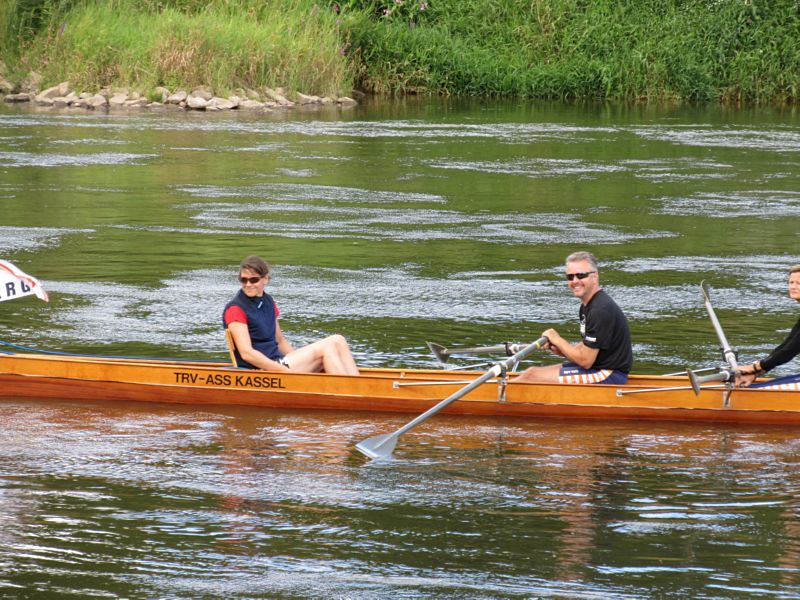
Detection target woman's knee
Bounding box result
[327,334,348,348]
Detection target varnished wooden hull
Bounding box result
[1,352,799,424]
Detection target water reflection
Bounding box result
[3,100,800,597]
[2,400,800,597]
[0,150,157,168]
[0,225,92,253]
[656,190,800,218]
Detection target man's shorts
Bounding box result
[750,373,800,390]
[558,362,628,385]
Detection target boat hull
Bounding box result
[1,352,799,424]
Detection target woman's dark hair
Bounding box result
[239,255,270,277]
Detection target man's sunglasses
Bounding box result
[239,276,265,284]
[566,271,595,281]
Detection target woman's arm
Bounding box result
[760,320,800,372]
[228,321,289,372]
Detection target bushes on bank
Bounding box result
[334,0,800,103]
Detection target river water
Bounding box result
[1,99,800,598]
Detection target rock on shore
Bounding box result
[1,74,361,112]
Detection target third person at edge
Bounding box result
[515,251,633,385]
[736,264,800,389]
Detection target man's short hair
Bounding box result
[566,251,598,272]
[790,264,800,275]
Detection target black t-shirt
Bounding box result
[579,289,633,373]
[761,317,800,372]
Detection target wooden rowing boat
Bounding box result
[1,350,799,425]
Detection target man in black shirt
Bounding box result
[516,251,633,385]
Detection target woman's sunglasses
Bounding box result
[566,271,595,281]
[239,276,264,284]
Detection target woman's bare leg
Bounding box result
[284,335,359,375]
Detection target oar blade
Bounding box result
[426,342,450,363]
[356,433,398,460]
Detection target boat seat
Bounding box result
[224,328,238,366]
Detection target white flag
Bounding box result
[0,260,49,303]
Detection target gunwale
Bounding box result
[1,351,799,424]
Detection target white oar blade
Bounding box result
[356,433,398,460]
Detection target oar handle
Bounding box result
[687,368,734,395]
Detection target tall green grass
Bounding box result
[335,0,800,104]
[2,0,353,96]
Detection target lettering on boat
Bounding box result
[173,371,286,389]
[2,279,34,301]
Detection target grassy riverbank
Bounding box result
[337,0,800,103]
[3,0,799,103]
[1,0,352,97]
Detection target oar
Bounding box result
[357,336,549,460]
[427,341,527,363]
[687,368,735,395]
[700,281,739,372]
[661,366,717,377]
[698,281,741,406]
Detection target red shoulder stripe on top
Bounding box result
[224,305,248,326]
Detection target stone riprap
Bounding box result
[1,76,360,111]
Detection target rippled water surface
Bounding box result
[1,99,800,597]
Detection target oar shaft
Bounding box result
[393,337,545,439]
[661,366,717,377]
[701,281,738,370]
[448,344,509,355]
[428,341,526,362]
[616,384,726,395]
[358,336,548,458]
[392,367,500,438]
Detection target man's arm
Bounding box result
[542,328,599,368]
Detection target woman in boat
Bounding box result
[223,255,360,375]
[737,264,800,389]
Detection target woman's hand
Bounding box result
[735,362,762,388]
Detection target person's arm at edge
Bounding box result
[737,321,800,385]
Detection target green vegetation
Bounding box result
[2,0,800,103]
[335,0,800,103]
[1,0,353,96]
